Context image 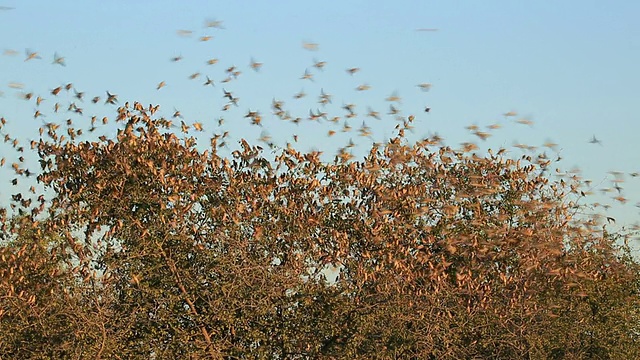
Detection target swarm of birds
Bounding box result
[0,14,638,249]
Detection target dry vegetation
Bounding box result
[1,15,639,359]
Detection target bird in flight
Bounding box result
[176,29,193,37]
[25,49,41,61]
[589,135,602,145]
[302,42,319,51]
[417,83,432,91]
[52,52,66,66]
[250,58,263,72]
[204,19,224,29]
[346,67,360,76]
[105,91,118,105]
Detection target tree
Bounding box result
[1,105,639,358]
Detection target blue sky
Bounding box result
[1,1,639,238]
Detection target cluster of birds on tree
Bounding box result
[0,15,638,239]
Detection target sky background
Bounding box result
[1,1,639,244]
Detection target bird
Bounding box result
[25,49,41,61]
[176,29,193,37]
[249,58,263,71]
[105,91,118,105]
[313,59,326,71]
[385,92,401,103]
[417,83,432,91]
[293,89,306,99]
[203,76,215,87]
[52,52,66,66]
[302,42,319,51]
[516,118,534,126]
[300,69,313,81]
[204,19,224,29]
[346,67,360,76]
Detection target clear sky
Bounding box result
[1,1,639,242]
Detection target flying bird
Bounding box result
[346,67,360,76]
[52,52,66,66]
[249,58,263,71]
[589,135,602,145]
[204,19,224,29]
[302,42,319,51]
[176,29,193,37]
[105,91,118,105]
[25,49,41,61]
[417,83,432,91]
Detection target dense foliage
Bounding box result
[0,105,638,359]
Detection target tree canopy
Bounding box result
[1,106,639,358]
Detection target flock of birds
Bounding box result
[0,14,639,242]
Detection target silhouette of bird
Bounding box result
[105,91,118,105]
[589,135,602,145]
[203,76,215,86]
